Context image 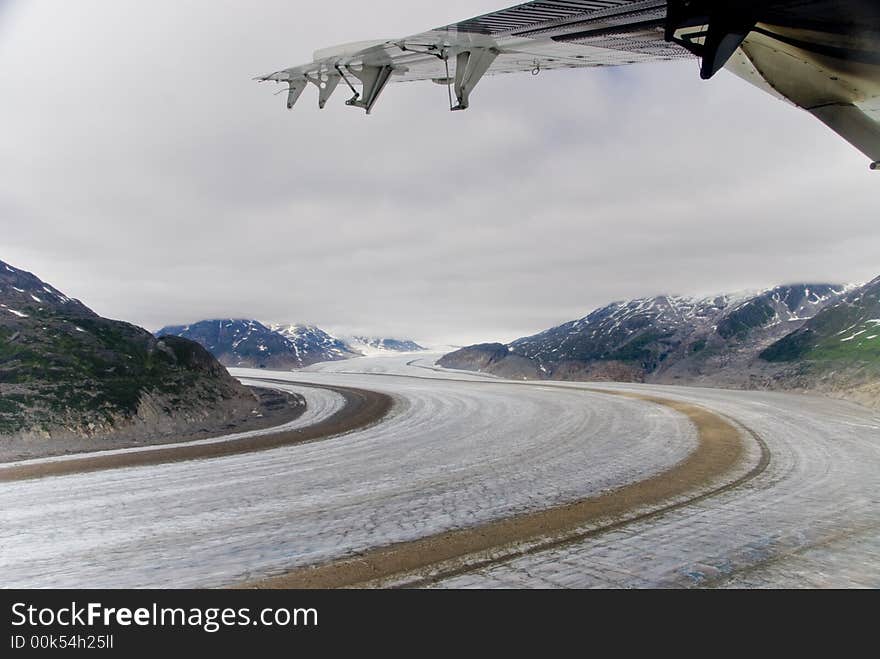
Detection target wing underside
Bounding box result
[257,1,880,166]
[257,1,690,110]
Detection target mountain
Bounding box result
[757,277,880,407]
[506,294,735,380]
[761,277,880,363]
[441,284,846,382]
[270,324,360,365]
[157,320,359,369]
[437,343,540,379]
[347,336,425,354]
[157,319,301,369]
[0,259,256,441]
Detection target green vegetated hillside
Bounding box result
[0,259,254,439]
[757,277,880,407]
[441,284,846,381]
[440,279,880,408]
[761,277,880,362]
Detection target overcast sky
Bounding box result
[1,1,878,346]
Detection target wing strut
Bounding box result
[452,48,499,110]
[342,64,395,114]
[285,79,308,110]
[305,72,342,109]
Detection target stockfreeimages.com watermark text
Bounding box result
[10,601,317,634]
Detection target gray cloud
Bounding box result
[2,0,878,346]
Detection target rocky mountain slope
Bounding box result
[347,336,425,353]
[158,320,361,369]
[439,280,880,408]
[441,284,846,381]
[0,259,258,442]
[762,278,880,363]
[758,277,880,407]
[270,323,360,365]
[158,319,303,369]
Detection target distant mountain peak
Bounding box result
[159,319,296,369]
[158,319,361,369]
[269,323,359,364]
[346,336,425,354]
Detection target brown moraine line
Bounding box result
[241,389,760,589]
[0,383,393,482]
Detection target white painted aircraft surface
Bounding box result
[257,1,880,168]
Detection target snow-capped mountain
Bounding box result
[440,283,849,382]
[269,324,360,365]
[158,319,302,369]
[753,277,880,408]
[157,320,361,369]
[346,336,425,354]
[762,277,880,363]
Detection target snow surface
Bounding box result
[1,306,28,318]
[1,354,878,588]
[0,357,695,587]
[431,379,880,588]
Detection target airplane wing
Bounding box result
[257,1,880,168]
[256,1,690,112]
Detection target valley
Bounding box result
[2,353,878,588]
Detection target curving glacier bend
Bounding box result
[0,353,878,588]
